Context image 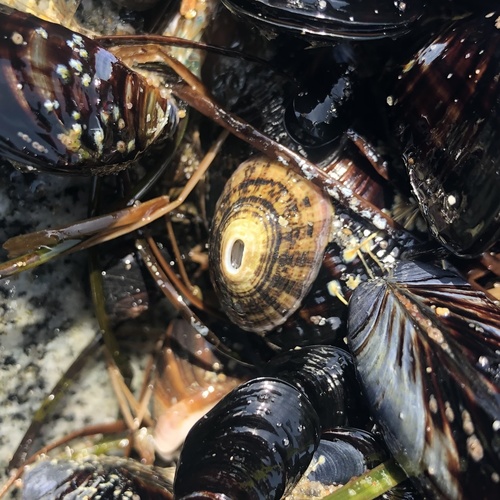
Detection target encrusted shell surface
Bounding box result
[0,4,178,174]
[209,157,334,333]
[22,456,173,499]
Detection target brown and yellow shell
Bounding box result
[209,157,334,333]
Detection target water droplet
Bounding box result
[478,355,489,368]
[316,0,327,11]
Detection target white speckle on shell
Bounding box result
[17,131,32,144]
[72,33,84,46]
[93,128,104,154]
[11,31,24,45]
[35,27,48,39]
[467,435,484,462]
[69,58,83,73]
[372,213,388,230]
[32,141,48,154]
[81,73,92,86]
[56,64,70,82]
[127,139,136,152]
[462,410,474,435]
[43,99,60,112]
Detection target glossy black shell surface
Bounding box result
[264,345,364,429]
[174,378,321,499]
[390,13,500,256]
[307,428,388,485]
[221,0,426,40]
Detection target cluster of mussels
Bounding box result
[0,1,499,499]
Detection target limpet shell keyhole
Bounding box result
[229,238,244,271]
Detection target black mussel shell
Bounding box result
[99,243,155,325]
[284,44,360,149]
[348,260,500,498]
[221,0,426,40]
[22,456,173,499]
[308,428,388,485]
[174,377,321,499]
[390,13,500,256]
[264,345,366,429]
[290,427,421,498]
